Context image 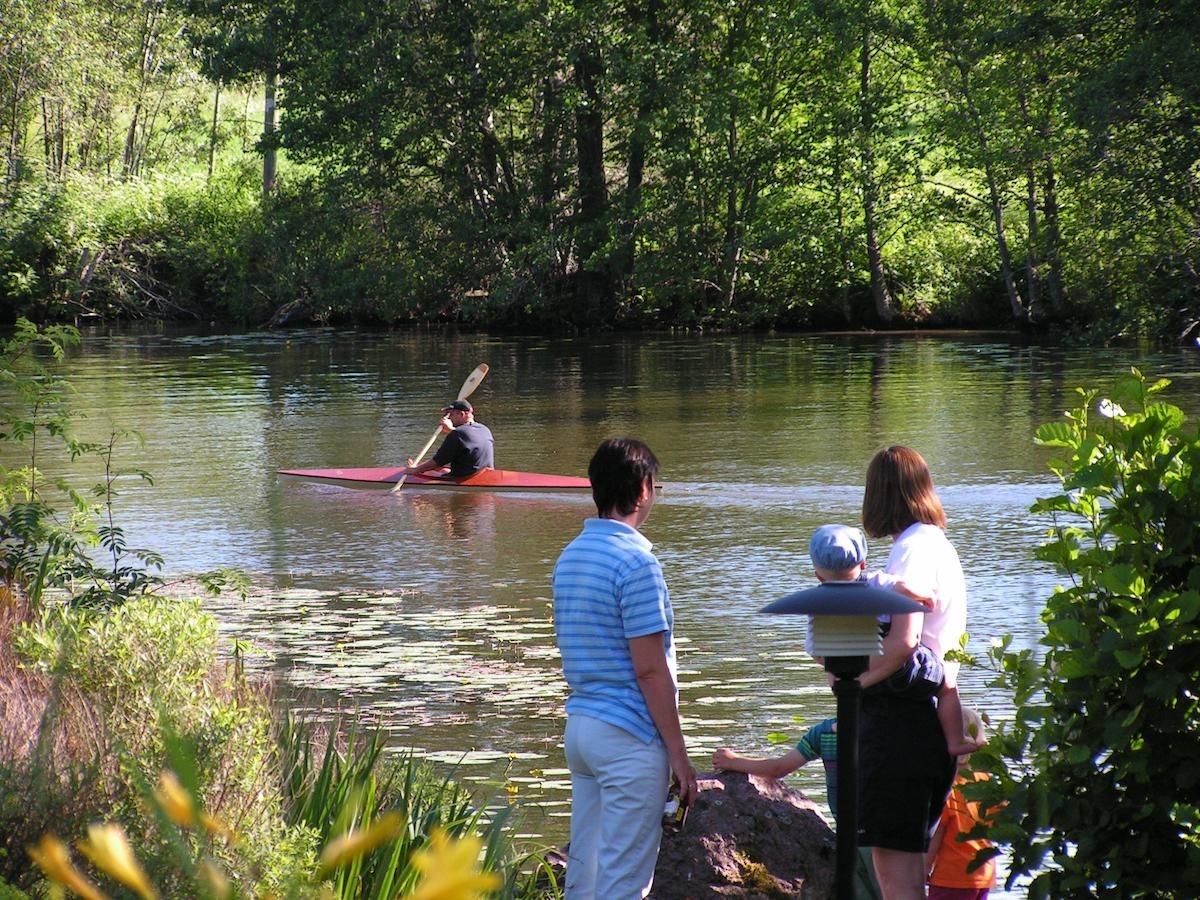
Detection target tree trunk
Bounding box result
[954,60,1025,321]
[1041,160,1066,315]
[263,69,277,199]
[573,40,607,258]
[534,72,567,275]
[980,144,1024,321]
[833,132,852,323]
[122,101,141,178]
[208,83,221,183]
[1024,165,1043,322]
[618,0,664,286]
[859,15,895,322]
[572,37,610,319]
[6,89,22,187]
[720,110,741,310]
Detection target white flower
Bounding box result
[1097,399,1125,418]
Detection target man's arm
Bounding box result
[403,419,455,473]
[858,611,921,688]
[403,458,445,475]
[629,633,698,806]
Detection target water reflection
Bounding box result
[7,329,1198,896]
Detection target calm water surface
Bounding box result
[20,329,1200,894]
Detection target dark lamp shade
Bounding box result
[761,581,928,616]
[808,616,883,657]
[761,581,930,659]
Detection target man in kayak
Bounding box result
[400,399,495,478]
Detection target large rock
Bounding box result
[650,772,836,899]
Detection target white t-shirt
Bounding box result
[871,522,967,679]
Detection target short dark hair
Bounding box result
[862,445,946,538]
[588,438,660,517]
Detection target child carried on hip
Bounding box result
[808,524,984,757]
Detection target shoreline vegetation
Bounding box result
[0,585,544,899]
[2,2,1197,342]
[3,327,1199,895]
[0,320,555,899]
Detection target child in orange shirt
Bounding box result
[926,708,999,899]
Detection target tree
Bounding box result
[1058,0,1200,335]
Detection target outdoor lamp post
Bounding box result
[761,581,927,900]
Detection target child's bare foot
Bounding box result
[712,748,737,770]
[947,736,987,757]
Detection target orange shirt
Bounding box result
[929,772,997,889]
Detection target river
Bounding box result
[16,327,1200,895]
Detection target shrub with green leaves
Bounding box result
[976,369,1200,898]
[1,595,306,893]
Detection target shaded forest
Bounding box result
[2,0,1197,337]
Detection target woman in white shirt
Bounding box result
[857,446,965,900]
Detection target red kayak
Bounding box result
[278,466,593,492]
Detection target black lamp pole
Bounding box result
[761,581,926,900]
[827,654,869,900]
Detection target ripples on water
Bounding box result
[9,329,1198,894]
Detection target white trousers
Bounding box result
[564,714,670,900]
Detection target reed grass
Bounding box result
[277,714,522,898]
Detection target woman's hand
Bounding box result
[859,610,922,688]
[670,750,699,807]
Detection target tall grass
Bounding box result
[278,715,529,899]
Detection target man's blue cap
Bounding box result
[809,524,867,571]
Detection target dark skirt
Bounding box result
[856,691,955,853]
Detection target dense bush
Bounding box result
[1,594,307,893]
[977,370,1200,897]
[0,169,268,325]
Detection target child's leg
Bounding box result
[937,680,984,757]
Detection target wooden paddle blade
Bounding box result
[457,363,489,400]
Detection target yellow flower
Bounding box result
[406,828,501,900]
[27,834,108,900]
[198,860,231,900]
[200,811,240,845]
[154,770,237,844]
[317,811,404,876]
[77,823,158,900]
[154,770,197,827]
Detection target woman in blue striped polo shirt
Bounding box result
[552,438,697,899]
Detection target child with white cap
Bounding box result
[808,523,983,758]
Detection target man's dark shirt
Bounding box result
[432,422,495,477]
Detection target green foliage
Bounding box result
[278,716,528,899]
[1,319,90,604]
[6,0,1198,334]
[0,594,309,894]
[2,596,554,898]
[0,318,167,608]
[975,369,1200,897]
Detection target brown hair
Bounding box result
[862,445,946,538]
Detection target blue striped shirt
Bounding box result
[553,518,676,744]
